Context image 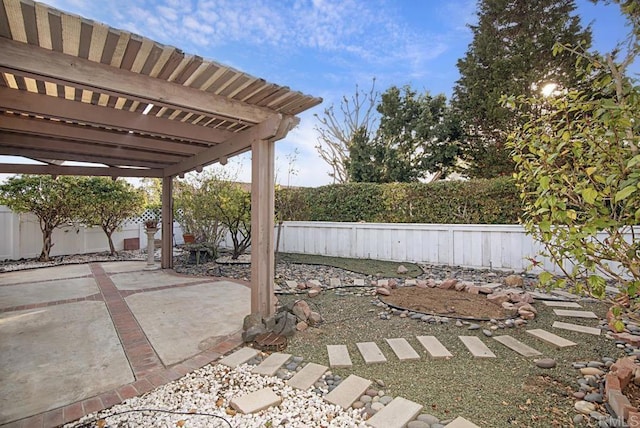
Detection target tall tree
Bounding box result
[361,85,460,183]
[314,79,378,183]
[453,0,592,178]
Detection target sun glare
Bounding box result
[541,83,558,97]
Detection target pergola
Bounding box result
[0,0,322,316]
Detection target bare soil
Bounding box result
[381,286,512,320]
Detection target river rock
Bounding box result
[536,358,556,369]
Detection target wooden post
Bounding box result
[161,176,173,269]
[250,138,276,316]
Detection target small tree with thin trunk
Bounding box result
[0,175,81,261]
[75,177,145,255]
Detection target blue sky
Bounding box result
[5,0,638,187]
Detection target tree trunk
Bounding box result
[39,228,53,261]
[106,228,116,255]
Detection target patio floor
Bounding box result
[0,261,248,427]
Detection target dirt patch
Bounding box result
[381,286,512,320]
[624,380,640,409]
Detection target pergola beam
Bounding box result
[0,163,163,177]
[0,37,274,124]
[0,86,234,145]
[163,113,288,177]
[0,114,204,155]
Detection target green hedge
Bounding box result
[276,177,521,224]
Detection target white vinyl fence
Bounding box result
[2,206,637,276]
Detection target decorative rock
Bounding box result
[535,358,557,369]
[517,303,537,314]
[504,274,524,287]
[296,321,308,331]
[502,302,516,310]
[573,414,586,425]
[482,329,493,337]
[397,265,409,274]
[375,379,386,388]
[379,396,393,405]
[573,391,585,399]
[307,288,321,298]
[292,300,312,321]
[417,414,440,425]
[574,400,596,414]
[352,401,364,409]
[371,402,385,412]
[439,278,458,289]
[243,324,267,342]
[307,311,322,326]
[360,395,372,403]
[407,421,430,428]
[487,292,511,306]
[468,323,481,330]
[584,392,603,403]
[243,313,263,330]
[376,287,391,296]
[580,367,605,376]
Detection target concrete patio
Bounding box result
[0,261,249,427]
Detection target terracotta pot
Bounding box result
[183,233,195,243]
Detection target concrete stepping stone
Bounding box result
[230,387,281,413]
[542,300,582,308]
[553,309,598,319]
[529,291,568,301]
[405,279,417,286]
[459,336,496,358]
[285,280,298,289]
[324,374,371,409]
[377,279,389,287]
[356,342,387,364]
[416,335,453,359]
[252,352,292,376]
[366,396,423,428]
[219,347,259,368]
[527,329,577,348]
[329,278,341,287]
[353,279,365,286]
[327,344,352,368]
[446,416,482,428]
[551,290,579,300]
[287,362,327,390]
[553,321,601,336]
[385,338,420,361]
[493,335,542,357]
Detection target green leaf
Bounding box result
[613,320,626,333]
[538,271,553,285]
[581,187,598,204]
[615,186,637,202]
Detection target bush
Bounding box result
[277,177,520,224]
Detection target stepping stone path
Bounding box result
[493,335,542,357]
[219,347,259,367]
[385,338,420,361]
[416,335,453,359]
[252,352,292,376]
[367,396,423,428]
[527,329,576,348]
[230,387,281,414]
[357,341,387,364]
[459,336,496,358]
[553,309,598,319]
[327,344,352,368]
[330,278,341,287]
[288,362,328,390]
[324,374,371,409]
[542,300,582,308]
[553,321,601,336]
[353,279,365,286]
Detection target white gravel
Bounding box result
[65,363,367,428]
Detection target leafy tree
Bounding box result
[0,175,81,261]
[210,181,251,260]
[360,85,460,182]
[74,178,145,255]
[174,173,227,249]
[505,2,639,303]
[314,79,379,183]
[454,0,592,178]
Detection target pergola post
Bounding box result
[161,176,174,269]
[250,138,276,316]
